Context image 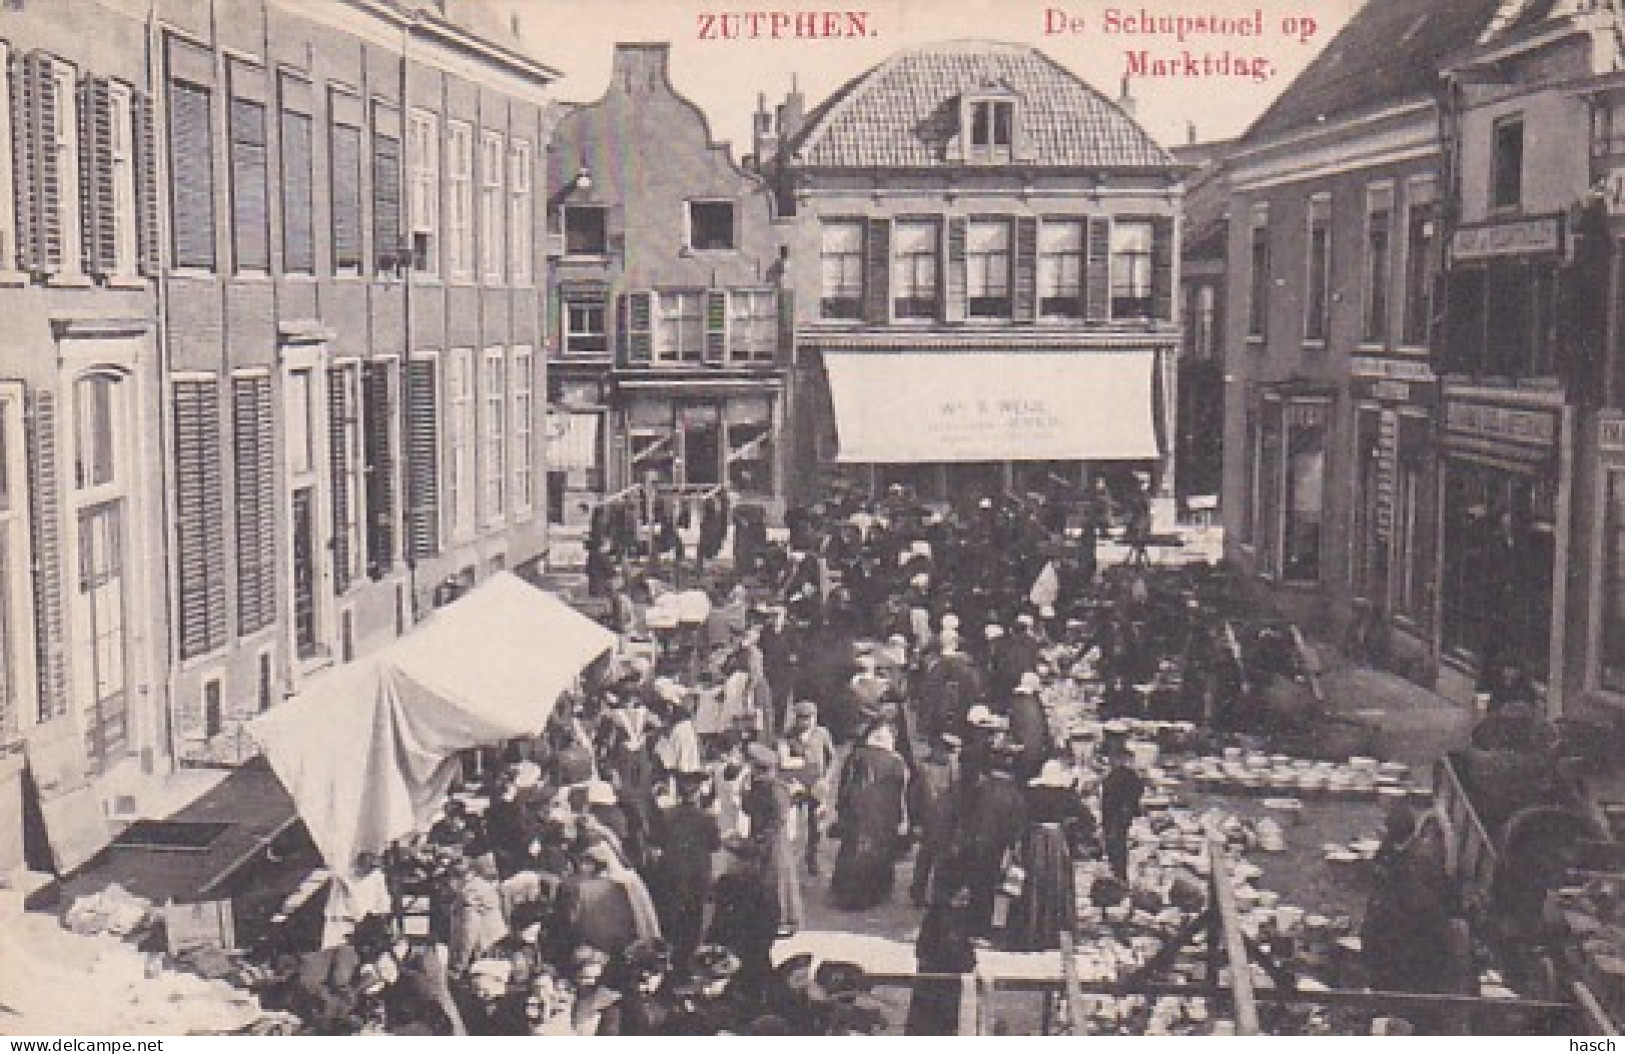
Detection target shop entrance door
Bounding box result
[678,404,721,488]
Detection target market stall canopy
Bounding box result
[823,349,1160,464]
[248,573,616,869]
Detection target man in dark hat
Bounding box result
[908,732,964,907]
[650,769,720,971]
[1100,740,1145,882]
[959,742,1028,937]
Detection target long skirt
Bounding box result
[1008,824,1074,952]
[830,834,898,911]
[763,831,806,934]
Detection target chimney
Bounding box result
[752,91,779,170]
[778,74,807,143]
[611,43,672,95]
[1187,120,1198,146]
[1117,74,1137,118]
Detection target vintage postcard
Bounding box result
[1,0,1618,1039]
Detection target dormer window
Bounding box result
[962,89,1018,163]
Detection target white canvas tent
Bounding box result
[249,573,616,869]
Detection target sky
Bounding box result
[496,0,1364,153]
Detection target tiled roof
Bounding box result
[1244,0,1507,143]
[787,41,1172,169]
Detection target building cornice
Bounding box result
[1227,106,1440,193]
[799,327,1178,351]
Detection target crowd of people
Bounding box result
[259,479,1268,1036]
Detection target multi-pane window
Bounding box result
[482,348,506,523]
[563,206,607,256]
[1493,116,1524,210]
[107,83,137,275]
[655,291,706,362]
[967,218,1011,318]
[688,200,735,251]
[563,295,608,355]
[280,78,314,274]
[892,219,939,320]
[729,290,778,362]
[967,98,1013,161]
[169,78,216,270]
[820,219,865,320]
[1304,196,1332,342]
[446,347,476,538]
[407,108,438,276]
[1247,207,1270,339]
[229,96,270,272]
[373,114,403,277]
[285,368,314,477]
[1038,219,1084,318]
[1401,182,1437,347]
[1188,284,1216,361]
[1363,187,1393,344]
[50,63,81,276]
[1110,220,1154,319]
[330,108,364,276]
[74,374,118,491]
[510,348,534,515]
[446,121,473,281]
[479,130,505,283]
[508,138,532,284]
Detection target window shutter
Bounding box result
[704,290,729,364]
[280,110,313,273]
[14,53,62,274]
[168,81,216,270]
[79,76,117,277]
[1085,216,1111,322]
[404,360,440,561]
[328,369,352,595]
[606,203,626,256]
[232,375,275,637]
[24,389,67,720]
[861,217,890,323]
[1013,215,1039,323]
[362,363,395,578]
[229,98,269,272]
[622,291,652,362]
[776,289,794,366]
[373,133,402,275]
[173,378,228,660]
[134,92,161,275]
[1151,215,1175,322]
[944,216,967,323]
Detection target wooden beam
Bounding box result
[1060,930,1087,1035]
[1573,981,1619,1037]
[1209,834,1262,1035]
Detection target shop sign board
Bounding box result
[1450,216,1562,262]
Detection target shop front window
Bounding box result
[1282,410,1325,583]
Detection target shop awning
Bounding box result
[823,349,1160,464]
[248,573,616,869]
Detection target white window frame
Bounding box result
[281,344,334,670]
[1400,176,1438,350]
[445,120,473,282]
[105,81,138,277]
[479,129,505,284]
[507,137,532,285]
[562,294,608,355]
[51,60,83,279]
[445,346,476,539]
[819,218,864,319]
[1038,217,1085,319]
[966,217,1012,319]
[1303,193,1333,344]
[481,346,506,525]
[407,108,439,278]
[685,198,736,253]
[1361,183,1394,347]
[655,290,705,362]
[510,347,534,517]
[728,289,777,363]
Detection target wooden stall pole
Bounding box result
[1208,834,1262,1036]
[1060,930,1088,1035]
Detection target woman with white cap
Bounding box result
[1008,759,1097,952]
